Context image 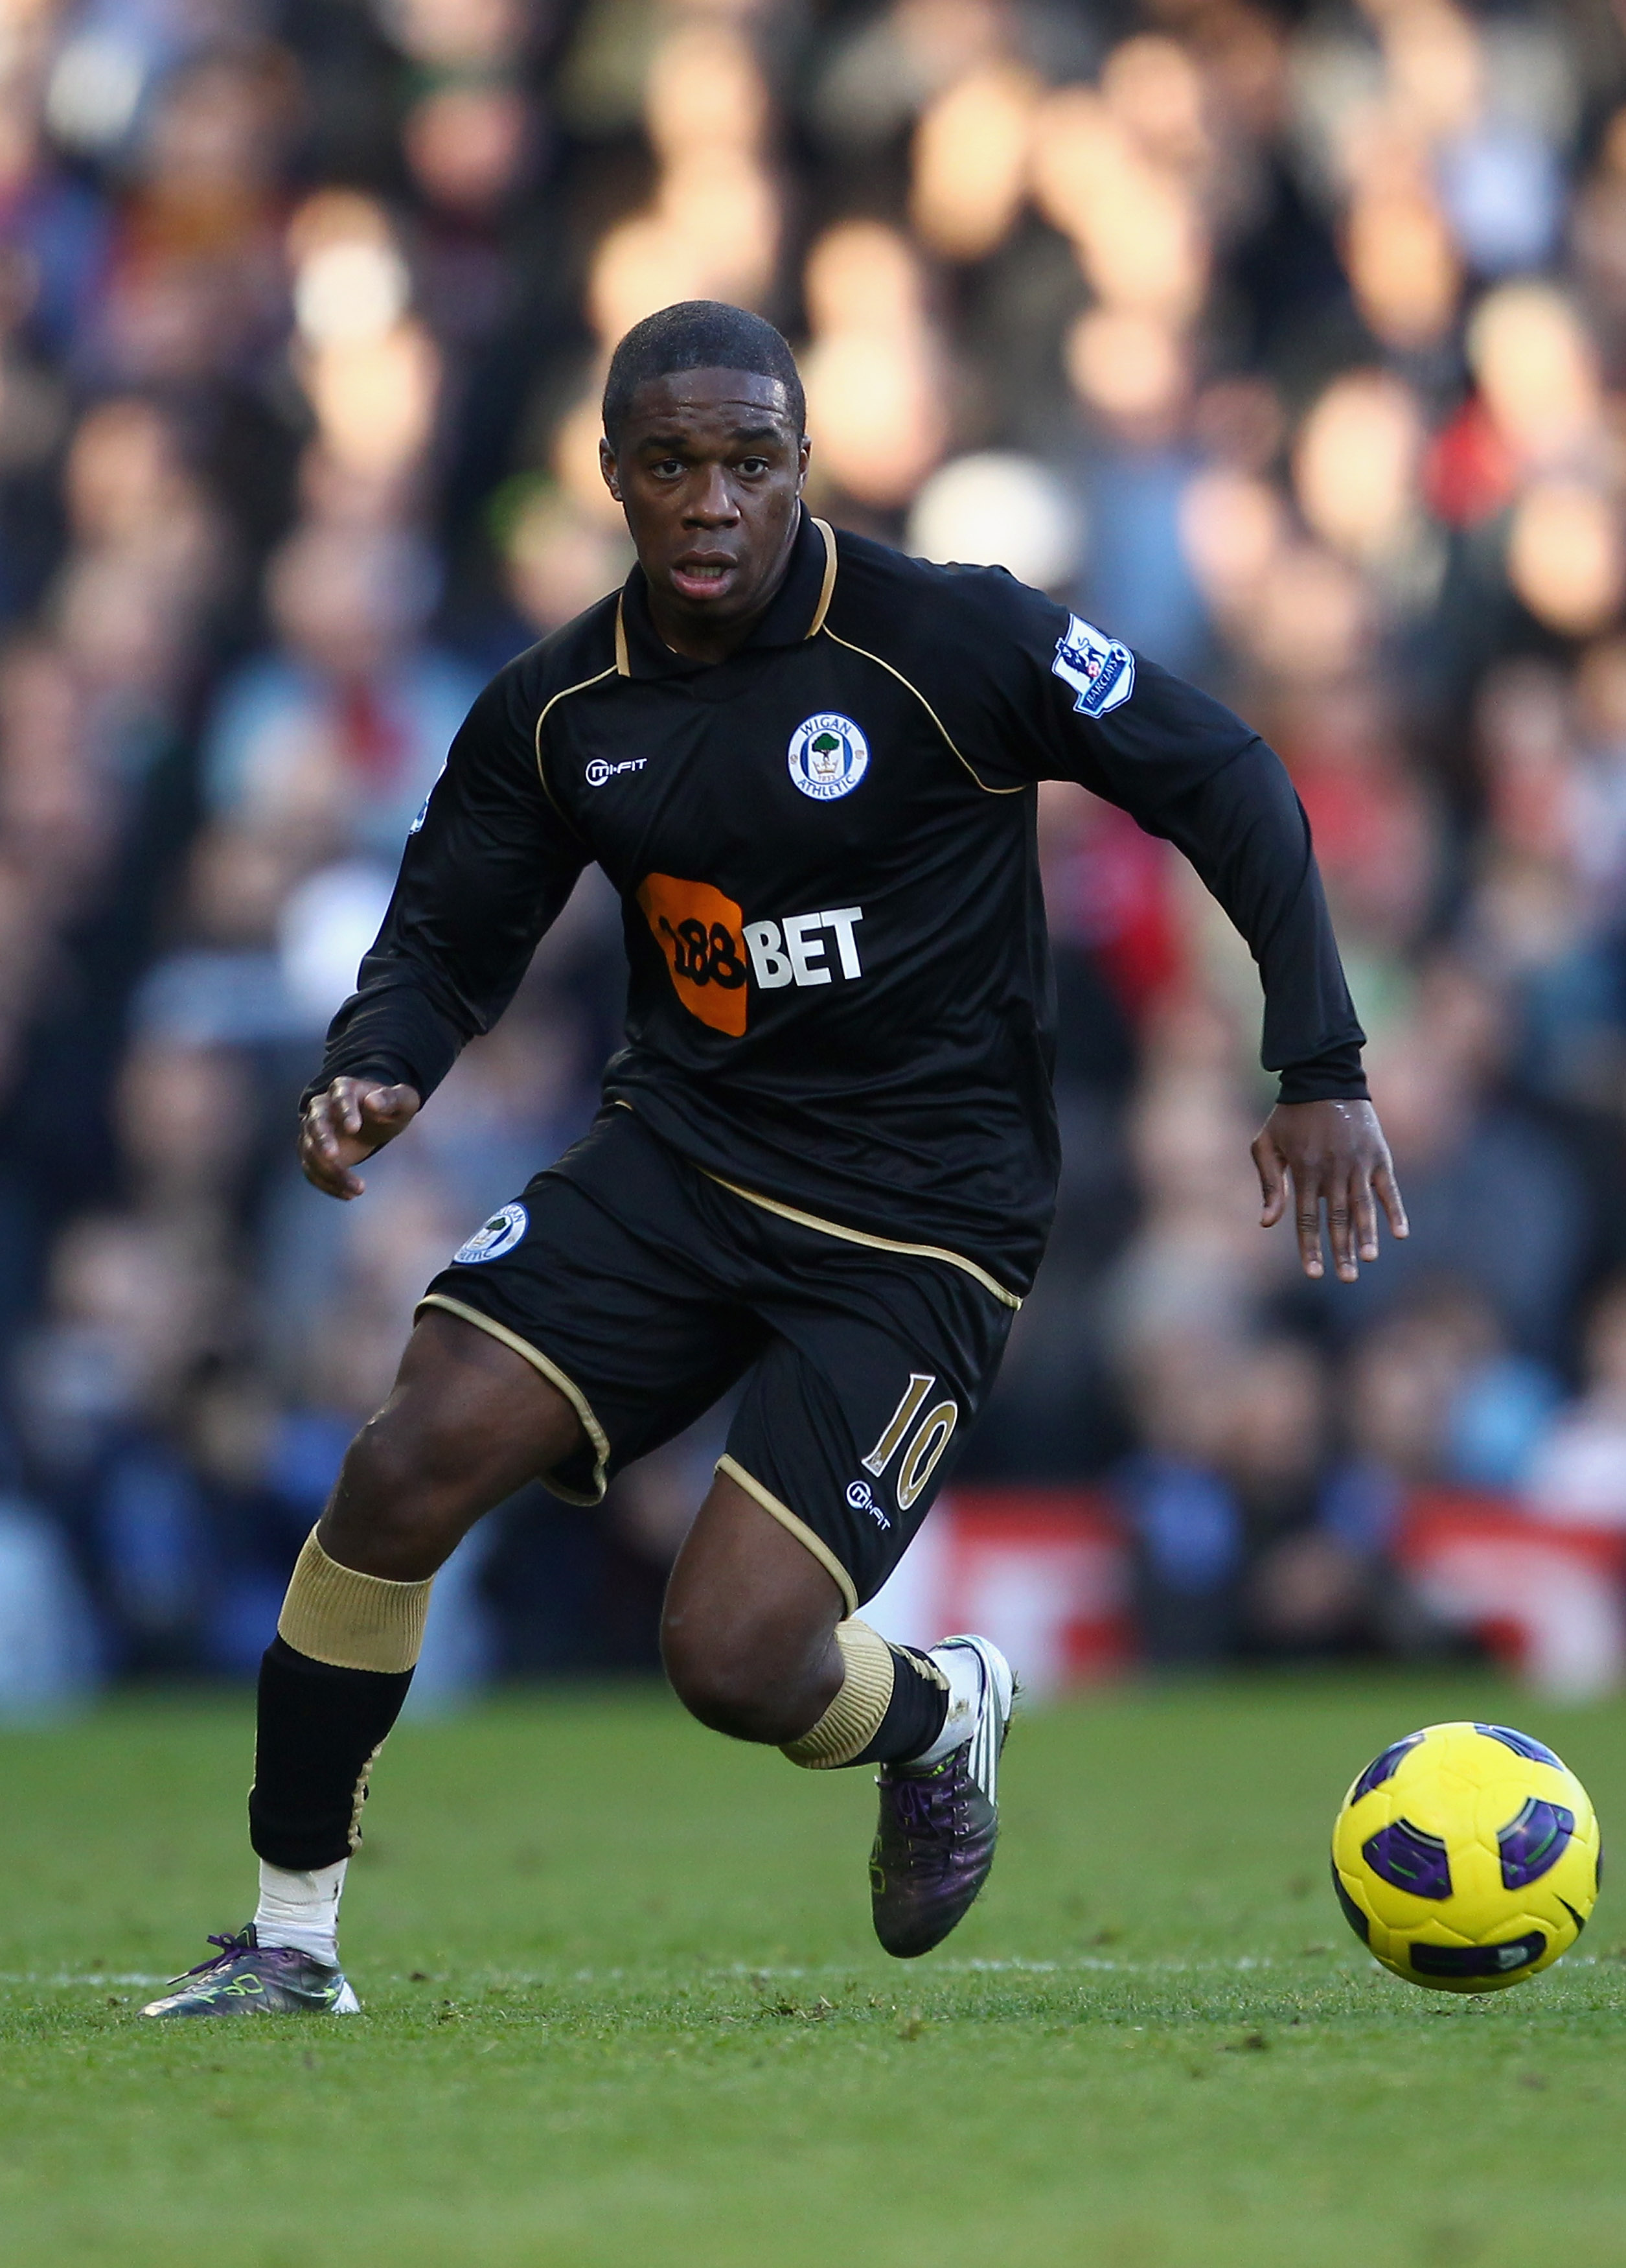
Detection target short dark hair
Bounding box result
[601,301,806,448]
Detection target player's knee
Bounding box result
[661,1607,818,1745]
[325,1406,482,1579]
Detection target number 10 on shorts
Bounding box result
[862,1372,959,1512]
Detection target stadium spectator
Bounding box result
[5,0,1626,1684]
[1526,1277,1626,1527]
[201,521,477,864]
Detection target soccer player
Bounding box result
[144,302,1406,2017]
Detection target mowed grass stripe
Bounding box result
[1,1678,1623,2267]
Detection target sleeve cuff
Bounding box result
[297,1058,423,1117]
[1275,1065,1370,1105]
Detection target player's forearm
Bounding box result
[301,977,468,1115]
[1162,738,1368,1100]
[301,769,586,1118]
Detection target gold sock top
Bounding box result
[781,1619,895,1770]
[277,1530,432,1676]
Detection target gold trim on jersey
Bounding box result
[415,1294,610,1507]
[808,518,838,636]
[615,518,833,667]
[699,1170,1024,1310]
[715,1455,859,1616]
[534,662,617,838]
[818,626,1027,798]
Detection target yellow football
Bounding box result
[1331,1721,1601,1993]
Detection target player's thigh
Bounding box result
[719,1280,1011,1616]
[417,1154,764,1511]
[323,1310,584,1572]
[661,1462,849,1711]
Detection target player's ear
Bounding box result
[599,437,623,503]
[796,434,810,494]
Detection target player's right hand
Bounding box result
[299,1077,422,1200]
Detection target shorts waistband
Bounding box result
[698,1170,1024,1311]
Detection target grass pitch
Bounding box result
[3,1677,1625,2267]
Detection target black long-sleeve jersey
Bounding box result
[312,510,1366,1297]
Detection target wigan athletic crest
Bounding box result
[453,1201,529,1264]
[787,713,870,802]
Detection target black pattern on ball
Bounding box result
[1408,1931,1546,1979]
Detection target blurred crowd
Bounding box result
[2,0,1626,1700]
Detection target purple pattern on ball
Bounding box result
[1498,1798,1575,1890]
[1362,1818,1453,1901]
[1352,1733,1425,1801]
[1475,1724,1564,1769]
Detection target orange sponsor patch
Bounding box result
[636,874,750,1036]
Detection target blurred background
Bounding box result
[3,0,1626,1711]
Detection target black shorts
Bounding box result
[417,1107,1020,1612]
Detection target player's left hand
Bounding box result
[1252,1098,1407,1284]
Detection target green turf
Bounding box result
[1,1676,1623,2267]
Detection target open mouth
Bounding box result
[670,558,737,601]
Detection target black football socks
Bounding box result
[847,1643,950,1768]
[248,1636,415,1871]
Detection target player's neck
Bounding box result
[641,519,800,666]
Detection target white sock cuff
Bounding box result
[904,1642,985,1770]
[254,1857,348,1963]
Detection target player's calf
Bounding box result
[659,1470,947,1752]
[781,1620,1015,1960]
[661,1464,853,1742]
[660,1464,1013,1955]
[247,1313,583,1895]
[661,1587,847,1744]
[145,1312,583,2016]
[777,1619,951,1770]
[143,1533,424,2020]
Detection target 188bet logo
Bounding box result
[788,712,869,801]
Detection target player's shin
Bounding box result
[247,1529,431,1959]
[779,1619,949,1770]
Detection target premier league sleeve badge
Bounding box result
[1051,616,1136,719]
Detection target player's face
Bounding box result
[601,369,810,658]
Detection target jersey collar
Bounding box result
[614,509,837,680]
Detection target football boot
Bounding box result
[140,1925,360,2018]
[870,1633,1014,1959]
